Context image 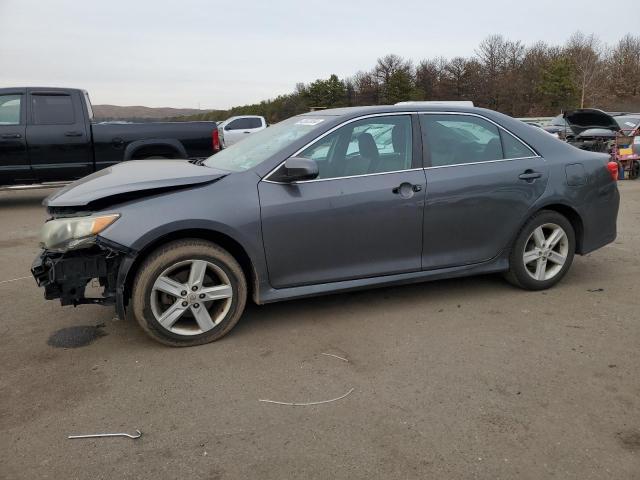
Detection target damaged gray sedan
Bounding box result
[32,105,620,346]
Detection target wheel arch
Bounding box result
[124,139,187,160]
[120,228,259,315]
[519,202,585,254]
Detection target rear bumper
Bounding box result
[579,182,620,254]
[31,240,127,307]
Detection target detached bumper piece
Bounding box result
[31,244,124,307]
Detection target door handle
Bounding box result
[518,170,542,181]
[1,133,22,139]
[243,131,251,134]
[64,131,83,137]
[392,183,422,195]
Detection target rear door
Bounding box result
[0,91,30,185]
[26,90,93,181]
[259,114,426,288]
[420,113,548,270]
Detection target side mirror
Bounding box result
[280,157,319,182]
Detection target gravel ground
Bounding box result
[0,183,638,480]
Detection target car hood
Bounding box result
[45,160,228,208]
[564,109,619,135]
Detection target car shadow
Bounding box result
[232,273,510,338]
[105,273,511,347]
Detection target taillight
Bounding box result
[607,161,619,181]
[212,129,220,152]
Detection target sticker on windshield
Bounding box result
[625,121,636,127]
[296,118,325,126]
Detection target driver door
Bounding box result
[258,114,426,288]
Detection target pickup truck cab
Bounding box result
[217,115,266,148]
[0,87,219,186]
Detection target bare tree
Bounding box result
[607,34,640,98]
[565,32,604,108]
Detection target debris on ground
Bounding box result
[68,429,142,440]
[259,388,355,406]
[321,352,349,362]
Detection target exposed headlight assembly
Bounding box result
[40,214,120,252]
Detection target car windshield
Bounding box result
[204,116,329,171]
[550,114,566,126]
[615,116,640,132]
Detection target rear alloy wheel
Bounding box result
[505,211,575,290]
[132,239,246,346]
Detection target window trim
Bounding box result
[263,111,542,184]
[263,112,418,184]
[418,112,541,169]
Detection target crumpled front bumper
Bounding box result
[31,241,126,307]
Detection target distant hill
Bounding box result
[93,104,211,121]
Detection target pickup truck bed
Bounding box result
[0,87,219,186]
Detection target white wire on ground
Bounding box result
[259,388,355,406]
[321,352,349,362]
[0,276,31,285]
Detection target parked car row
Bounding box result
[546,109,640,179]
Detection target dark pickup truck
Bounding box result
[0,87,220,186]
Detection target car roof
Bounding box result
[300,104,492,119]
[0,87,83,93]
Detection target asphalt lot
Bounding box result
[0,183,639,480]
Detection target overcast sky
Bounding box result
[0,0,635,109]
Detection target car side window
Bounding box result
[31,94,75,125]
[0,94,21,125]
[421,114,504,167]
[298,115,413,180]
[225,119,245,130]
[226,118,262,130]
[245,118,262,129]
[501,131,535,159]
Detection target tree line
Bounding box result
[178,32,640,124]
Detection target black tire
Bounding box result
[504,210,575,290]
[131,239,247,347]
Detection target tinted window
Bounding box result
[501,131,534,159]
[245,118,262,129]
[0,94,21,125]
[226,118,262,130]
[298,115,413,180]
[31,95,74,125]
[421,114,503,167]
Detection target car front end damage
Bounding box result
[30,208,133,315]
[31,238,129,307]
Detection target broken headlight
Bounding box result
[40,214,120,252]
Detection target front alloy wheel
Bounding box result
[132,239,247,347]
[151,260,233,336]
